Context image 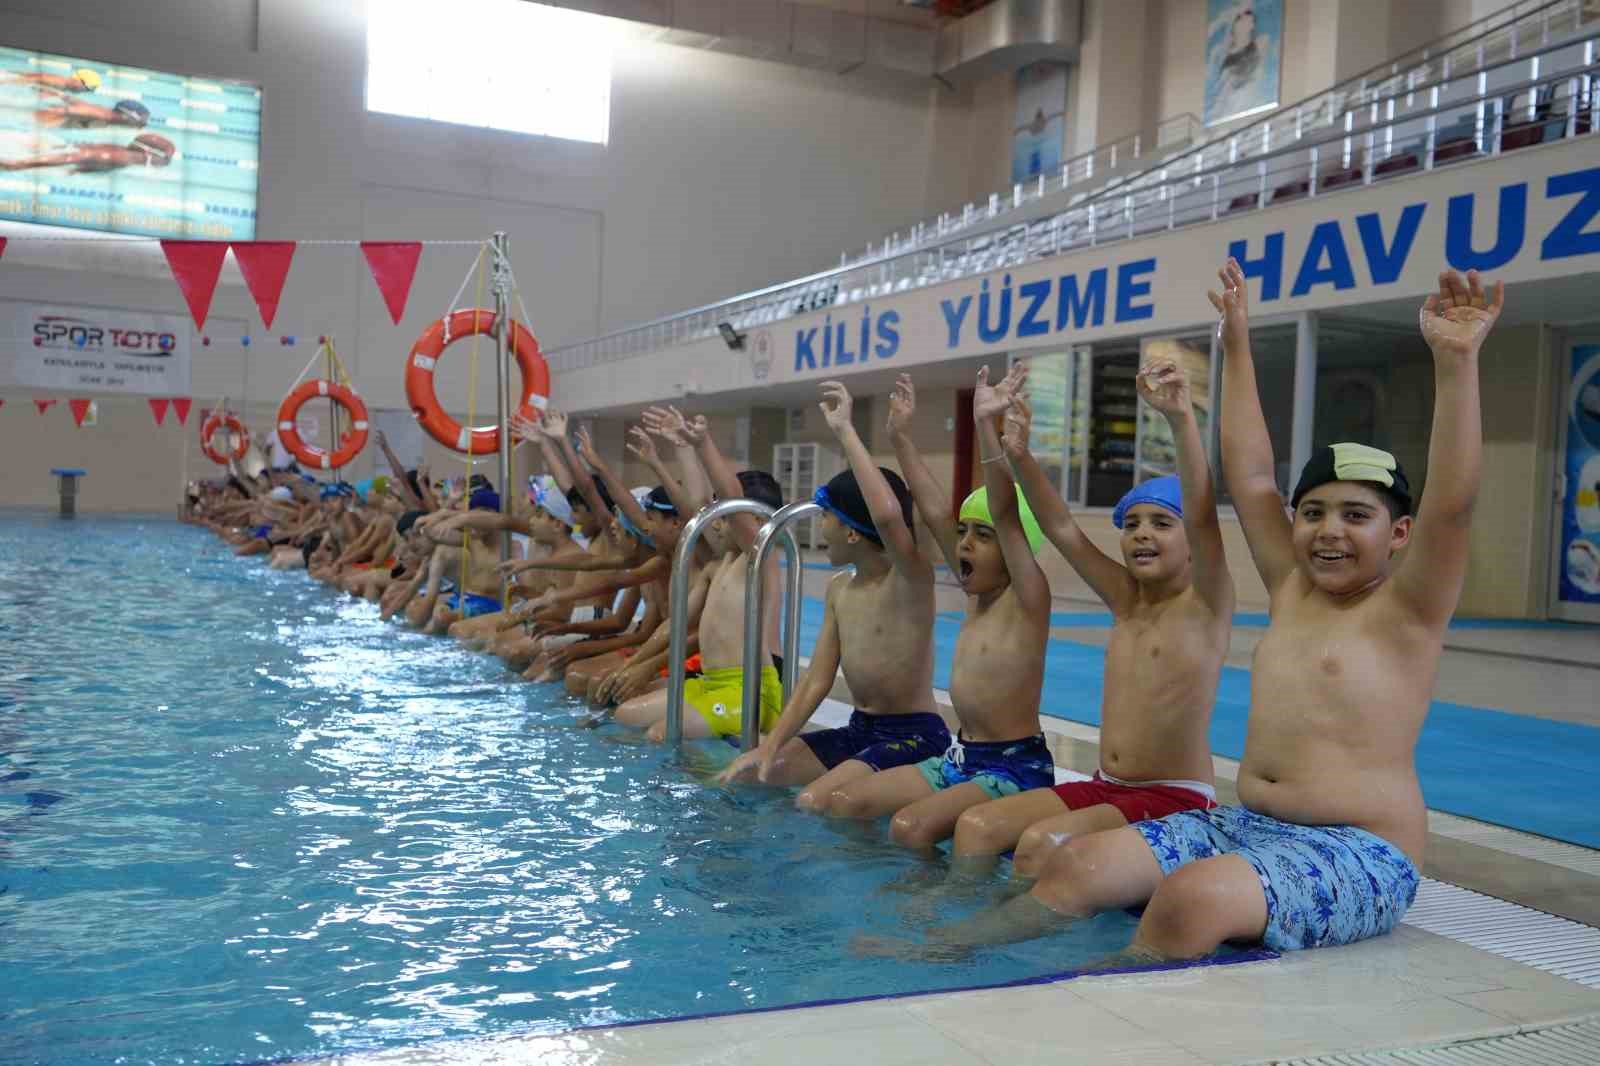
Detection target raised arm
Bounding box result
[887,374,960,573]
[693,422,762,551]
[374,430,426,510]
[654,408,716,516]
[819,381,931,579]
[1393,269,1501,626]
[626,426,690,516]
[1001,394,1136,613]
[973,365,1050,613]
[546,409,610,524]
[1213,257,1297,594]
[576,425,652,537]
[513,413,575,495]
[1136,359,1234,616]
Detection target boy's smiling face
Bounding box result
[1292,480,1412,595]
[1119,503,1190,583]
[955,519,1009,596]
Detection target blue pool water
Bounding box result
[0,515,1143,1066]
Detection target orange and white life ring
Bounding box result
[276,379,370,470]
[200,411,249,465]
[405,309,549,454]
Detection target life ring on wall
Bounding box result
[276,379,370,470]
[199,411,249,465]
[405,309,549,454]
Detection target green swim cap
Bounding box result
[959,485,1044,554]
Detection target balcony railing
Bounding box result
[549,0,1598,373]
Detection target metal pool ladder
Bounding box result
[662,498,819,748]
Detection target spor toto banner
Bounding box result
[0,300,192,395]
[0,45,260,239]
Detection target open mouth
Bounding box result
[1312,550,1352,564]
[1131,548,1158,563]
[958,560,974,582]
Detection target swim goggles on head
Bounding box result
[813,486,882,544]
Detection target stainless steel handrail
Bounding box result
[664,498,777,746]
[739,502,822,751]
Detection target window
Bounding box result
[1010,349,1090,503]
[366,0,613,144]
[1086,346,1142,508]
[1214,322,1298,503]
[1136,333,1213,484]
[1313,319,1432,503]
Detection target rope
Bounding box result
[446,242,491,321]
[459,248,488,604]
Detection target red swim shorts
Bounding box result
[1051,771,1216,823]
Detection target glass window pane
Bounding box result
[1086,348,1140,507]
[1215,323,1297,503]
[1136,333,1212,483]
[1013,350,1072,496]
[365,0,612,144]
[1313,320,1432,503]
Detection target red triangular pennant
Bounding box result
[172,397,193,425]
[0,236,7,260]
[34,398,55,414]
[231,241,296,329]
[148,397,169,425]
[69,398,91,426]
[160,240,229,331]
[360,241,422,324]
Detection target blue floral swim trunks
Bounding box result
[1133,805,1419,952]
[914,733,1054,801]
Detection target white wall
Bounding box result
[0,0,947,431]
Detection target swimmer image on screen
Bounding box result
[3,66,101,93]
[855,260,1504,966]
[0,131,173,172]
[34,90,150,129]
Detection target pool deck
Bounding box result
[317,567,1600,1065]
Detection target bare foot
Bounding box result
[848,932,973,964]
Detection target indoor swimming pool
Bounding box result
[0,515,1153,1065]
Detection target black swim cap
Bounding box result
[1291,443,1412,517]
[816,468,916,546]
[644,485,678,515]
[737,469,783,512]
[396,509,426,535]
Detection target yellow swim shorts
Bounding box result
[683,664,782,737]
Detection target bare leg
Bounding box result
[825,764,937,821]
[794,756,870,811]
[852,825,1165,961]
[1012,804,1127,881]
[1124,854,1267,960]
[948,788,1070,881]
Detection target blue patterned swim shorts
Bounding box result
[1133,805,1419,952]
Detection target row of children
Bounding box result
[194,260,1502,963]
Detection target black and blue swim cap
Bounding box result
[814,468,915,547]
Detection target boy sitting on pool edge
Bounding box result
[824,366,1056,850]
[717,379,948,811]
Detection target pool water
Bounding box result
[0,515,1141,1065]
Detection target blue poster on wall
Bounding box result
[1011,63,1067,186]
[1203,0,1283,127]
[1559,344,1600,606]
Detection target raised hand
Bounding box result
[573,425,598,464]
[1136,357,1191,416]
[677,408,709,445]
[641,405,687,446]
[509,413,543,441]
[973,361,1027,422]
[1420,269,1503,363]
[818,380,854,435]
[626,425,660,465]
[886,373,916,436]
[375,428,389,449]
[1001,394,1033,459]
[1206,257,1250,353]
[542,408,569,438]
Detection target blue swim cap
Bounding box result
[469,488,500,512]
[1112,475,1183,529]
[354,477,374,502]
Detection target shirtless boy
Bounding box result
[717,380,947,812]
[610,416,785,743]
[825,367,1055,850]
[870,261,1500,962]
[941,358,1232,884]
